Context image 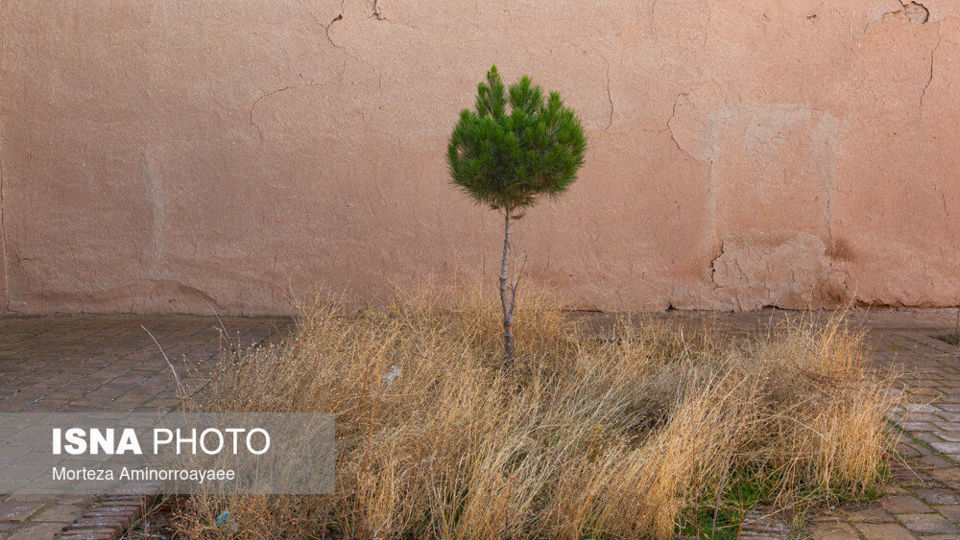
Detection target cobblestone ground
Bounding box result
[1,309,960,539]
[0,315,286,540]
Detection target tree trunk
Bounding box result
[499,205,515,366]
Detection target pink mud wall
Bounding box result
[0,0,958,314]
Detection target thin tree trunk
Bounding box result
[499,205,515,366]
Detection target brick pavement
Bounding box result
[2,309,960,539]
[802,317,960,540]
[703,309,960,540]
[0,314,285,539]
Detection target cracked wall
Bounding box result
[0,0,958,314]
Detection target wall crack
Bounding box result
[321,0,346,49]
[920,23,942,111]
[368,1,420,30]
[247,69,345,144]
[602,56,614,131]
[663,92,691,158]
[249,86,294,143]
[324,14,344,49]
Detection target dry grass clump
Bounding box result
[174,285,897,539]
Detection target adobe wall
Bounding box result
[1,0,957,314]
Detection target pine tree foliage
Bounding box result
[447,66,586,212]
[446,66,586,366]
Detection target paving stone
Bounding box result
[930,441,960,454]
[58,527,119,540]
[903,413,942,423]
[6,521,67,540]
[913,432,945,444]
[0,501,43,522]
[882,495,932,514]
[934,430,960,442]
[897,443,926,458]
[932,504,960,523]
[806,521,861,539]
[917,454,954,469]
[844,505,895,523]
[854,522,917,539]
[913,488,960,505]
[930,467,960,486]
[905,404,941,413]
[901,422,938,432]
[898,512,958,533]
[31,503,85,523]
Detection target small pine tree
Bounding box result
[447,66,586,365]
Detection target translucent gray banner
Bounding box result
[0,413,334,495]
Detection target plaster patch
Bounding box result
[710,230,847,311]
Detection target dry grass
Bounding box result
[173,284,898,539]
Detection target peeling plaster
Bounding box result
[865,0,930,34]
[709,230,845,310]
[366,0,420,30]
[901,1,931,25]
